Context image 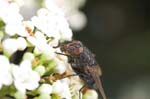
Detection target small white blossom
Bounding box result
[46,0,87,31]
[23,52,35,61]
[33,47,42,55]
[0,0,9,19]
[2,37,27,56]
[23,21,34,34]
[14,90,26,99]
[27,31,56,59]
[52,80,64,93]
[48,38,59,47]
[83,90,98,99]
[31,8,61,40]
[5,20,33,37]
[69,76,83,98]
[5,23,29,36]
[38,84,52,94]
[0,55,13,89]
[2,38,18,55]
[60,79,72,99]
[55,60,67,74]
[16,37,27,50]
[44,0,64,14]
[1,2,23,24]
[68,11,87,31]
[31,5,72,41]
[12,60,40,92]
[27,31,47,46]
[52,80,71,99]
[34,65,46,76]
[1,2,33,37]
[57,15,72,41]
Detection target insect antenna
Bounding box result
[55,52,70,57]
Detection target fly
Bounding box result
[55,40,106,99]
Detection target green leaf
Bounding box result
[51,94,60,99]
[0,19,5,27]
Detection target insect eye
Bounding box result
[68,46,76,54]
[70,46,74,50]
[76,44,81,48]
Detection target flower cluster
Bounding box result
[0,0,97,99]
[47,0,87,31]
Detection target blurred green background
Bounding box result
[74,0,150,99]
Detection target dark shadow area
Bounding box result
[74,0,150,98]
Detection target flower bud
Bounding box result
[34,65,46,76]
[83,90,98,99]
[17,37,27,50]
[38,84,52,95]
[23,52,35,61]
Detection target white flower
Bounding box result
[48,38,59,47]
[46,0,87,31]
[60,79,72,99]
[2,38,18,55]
[5,21,33,37]
[69,76,83,98]
[31,5,72,41]
[34,65,46,76]
[57,15,72,41]
[44,0,64,14]
[31,8,61,40]
[12,60,40,92]
[5,23,29,36]
[54,60,67,74]
[52,79,71,99]
[2,37,27,56]
[1,2,33,37]
[38,84,52,94]
[51,0,86,12]
[27,31,47,46]
[0,55,13,89]
[27,31,56,59]
[0,0,9,19]
[83,90,98,99]
[68,11,87,31]
[0,0,87,98]
[0,2,23,24]
[23,21,34,35]
[52,80,64,93]
[16,37,27,50]
[23,52,35,61]
[14,90,26,99]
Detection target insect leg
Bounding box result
[79,85,86,99]
[55,52,70,57]
[59,74,78,80]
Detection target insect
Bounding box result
[56,40,106,99]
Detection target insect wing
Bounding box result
[87,65,106,99]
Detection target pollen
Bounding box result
[25,26,34,36]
